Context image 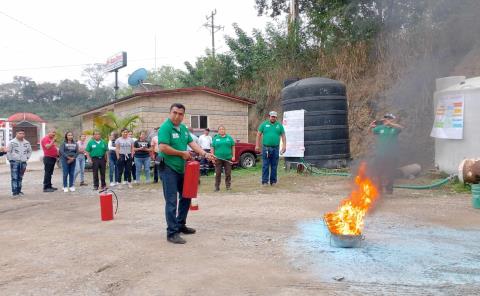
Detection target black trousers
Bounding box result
[117,154,132,183]
[43,156,57,189]
[92,157,106,188]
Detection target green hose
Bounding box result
[298,160,455,190]
[392,176,455,190]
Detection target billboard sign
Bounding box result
[104,52,127,72]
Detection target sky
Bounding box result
[0,0,271,86]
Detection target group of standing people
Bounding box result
[107,129,152,188]
[36,127,154,194]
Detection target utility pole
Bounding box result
[289,0,299,24]
[204,9,223,58]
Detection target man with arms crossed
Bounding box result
[158,103,215,244]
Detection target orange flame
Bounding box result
[324,162,379,235]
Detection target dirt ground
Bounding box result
[1,162,479,296]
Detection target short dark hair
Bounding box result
[205,128,210,132]
[170,103,186,111]
[16,129,25,133]
[121,128,128,133]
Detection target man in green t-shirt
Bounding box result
[85,130,108,191]
[255,111,286,186]
[369,113,404,195]
[158,103,215,244]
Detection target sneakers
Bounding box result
[167,233,186,244]
[179,226,196,235]
[69,187,76,192]
[18,192,24,196]
[110,182,116,187]
[134,180,139,185]
[122,181,127,185]
[214,188,220,192]
[80,182,88,186]
[128,183,133,188]
[43,188,55,193]
[63,188,69,193]
[93,187,99,191]
[11,193,19,199]
[51,187,58,191]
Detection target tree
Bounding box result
[255,0,428,45]
[181,52,238,92]
[225,24,272,80]
[146,66,186,89]
[82,63,106,90]
[12,76,37,101]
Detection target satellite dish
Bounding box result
[128,68,148,87]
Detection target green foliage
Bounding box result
[146,66,186,89]
[0,68,113,122]
[181,52,238,92]
[91,111,141,140]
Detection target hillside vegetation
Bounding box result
[2,0,479,164]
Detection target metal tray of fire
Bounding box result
[324,217,365,248]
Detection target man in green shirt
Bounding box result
[158,103,215,244]
[369,113,404,195]
[255,111,286,186]
[85,130,108,191]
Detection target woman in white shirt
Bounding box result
[107,131,119,186]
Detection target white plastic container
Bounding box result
[433,76,480,174]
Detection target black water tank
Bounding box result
[281,77,350,168]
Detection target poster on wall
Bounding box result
[430,95,464,139]
[282,110,305,157]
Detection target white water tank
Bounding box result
[433,76,480,173]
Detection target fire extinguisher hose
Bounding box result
[100,189,119,214]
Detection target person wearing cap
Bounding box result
[198,128,213,176]
[369,113,404,194]
[255,111,286,186]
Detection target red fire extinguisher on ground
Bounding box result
[183,160,200,211]
[99,190,119,221]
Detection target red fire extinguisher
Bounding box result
[183,160,200,198]
[99,190,119,221]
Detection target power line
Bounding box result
[0,56,185,72]
[0,10,96,59]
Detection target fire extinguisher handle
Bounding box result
[101,189,119,215]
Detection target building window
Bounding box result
[191,115,208,129]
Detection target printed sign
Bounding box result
[104,52,127,72]
[430,95,464,139]
[282,110,305,157]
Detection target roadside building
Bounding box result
[75,87,255,142]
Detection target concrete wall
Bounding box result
[81,92,250,142]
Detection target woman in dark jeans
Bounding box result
[116,128,134,188]
[108,131,119,186]
[59,131,78,193]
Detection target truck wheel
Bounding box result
[240,152,256,168]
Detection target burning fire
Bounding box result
[324,162,379,235]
